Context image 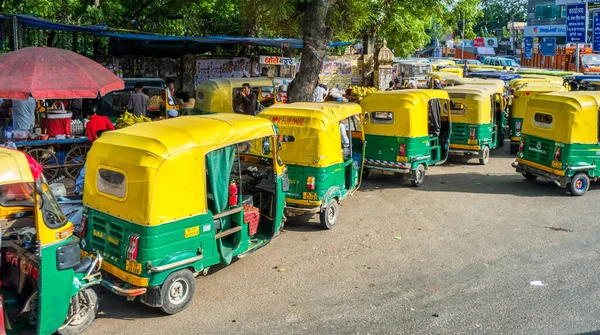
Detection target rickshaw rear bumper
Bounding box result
[364,159,411,173]
[101,279,147,297]
[512,161,568,187]
[285,206,321,216]
[449,144,481,155]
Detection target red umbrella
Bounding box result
[0,46,124,100]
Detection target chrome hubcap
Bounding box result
[169,281,188,305]
[327,206,335,222]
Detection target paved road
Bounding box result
[84,145,600,335]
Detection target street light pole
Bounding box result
[462,14,465,60]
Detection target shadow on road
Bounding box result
[283,214,326,232]
[360,171,579,197]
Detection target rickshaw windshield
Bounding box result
[0,183,34,207]
[37,179,67,228]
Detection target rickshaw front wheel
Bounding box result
[568,173,590,196]
[319,199,339,230]
[479,146,490,165]
[160,269,196,315]
[57,288,98,335]
[410,164,425,187]
[522,172,538,181]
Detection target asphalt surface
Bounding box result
[84,144,600,335]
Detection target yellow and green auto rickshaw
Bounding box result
[194,78,279,114]
[0,148,102,335]
[427,72,462,88]
[79,114,287,313]
[437,66,464,78]
[258,103,364,229]
[513,91,600,196]
[443,85,506,165]
[360,90,452,186]
[508,82,567,154]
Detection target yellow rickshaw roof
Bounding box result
[0,148,34,185]
[443,85,496,100]
[362,89,450,103]
[259,102,362,130]
[96,114,276,163]
[429,71,461,79]
[197,77,274,90]
[514,82,566,92]
[524,91,600,144]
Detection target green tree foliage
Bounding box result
[475,0,526,37]
[2,0,485,56]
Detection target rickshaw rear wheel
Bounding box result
[568,173,590,196]
[510,144,518,154]
[522,172,537,181]
[410,164,425,187]
[362,168,371,180]
[479,146,490,165]
[57,288,98,335]
[160,269,196,315]
[319,199,339,230]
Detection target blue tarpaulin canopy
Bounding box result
[5,14,351,50]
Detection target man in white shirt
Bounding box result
[312,80,328,102]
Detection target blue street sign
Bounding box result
[523,37,533,60]
[594,11,600,53]
[540,38,556,56]
[566,3,587,43]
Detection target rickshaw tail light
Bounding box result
[307,177,315,191]
[469,128,476,140]
[31,267,39,281]
[554,147,562,161]
[399,144,406,156]
[127,234,140,261]
[78,214,88,238]
[519,141,524,152]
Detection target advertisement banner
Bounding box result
[566,3,587,43]
[539,38,557,56]
[594,11,600,53]
[259,56,297,66]
[523,37,533,60]
[473,37,485,47]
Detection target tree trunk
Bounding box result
[287,0,334,103]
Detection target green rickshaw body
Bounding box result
[80,114,286,313]
[360,90,452,186]
[443,85,506,164]
[258,102,365,229]
[0,148,102,335]
[513,91,600,195]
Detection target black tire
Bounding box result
[410,164,426,187]
[160,269,196,315]
[568,172,590,196]
[319,199,339,230]
[57,289,98,335]
[479,146,490,165]
[498,130,505,147]
[510,144,518,155]
[362,168,371,180]
[522,172,538,181]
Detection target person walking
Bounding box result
[126,82,149,116]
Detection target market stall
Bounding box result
[0,46,124,181]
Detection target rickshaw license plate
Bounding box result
[302,192,318,200]
[184,226,200,238]
[552,161,562,169]
[467,139,478,144]
[125,260,142,275]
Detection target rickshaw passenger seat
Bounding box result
[73,257,93,273]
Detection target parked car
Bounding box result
[483,57,520,68]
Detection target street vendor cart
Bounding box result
[0,46,124,185]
